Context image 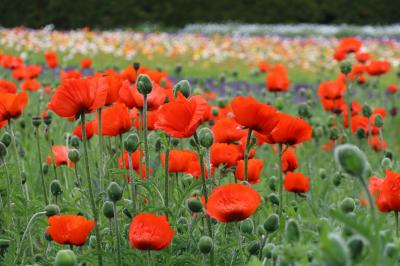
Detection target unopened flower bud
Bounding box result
[356,128,366,139]
[173,80,191,98]
[381,157,392,169]
[54,249,77,266]
[269,193,279,206]
[68,149,80,163]
[137,74,152,95]
[329,128,339,141]
[45,204,60,217]
[124,134,140,153]
[361,105,372,117]
[347,235,364,260]
[198,236,213,254]
[198,128,214,148]
[334,144,369,178]
[43,114,52,126]
[187,198,203,213]
[285,219,300,242]
[0,142,7,159]
[269,176,277,191]
[133,62,140,71]
[50,180,63,196]
[1,132,11,147]
[340,61,352,75]
[107,182,123,202]
[32,116,41,127]
[69,136,80,149]
[240,219,254,234]
[103,201,114,218]
[264,213,279,233]
[322,233,350,266]
[340,197,355,213]
[374,115,383,127]
[247,241,260,255]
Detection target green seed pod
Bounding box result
[124,134,140,153]
[187,198,203,213]
[173,80,191,98]
[321,233,351,266]
[298,103,311,119]
[333,172,342,187]
[329,128,339,141]
[102,201,114,219]
[247,241,260,255]
[43,114,52,126]
[211,108,219,117]
[1,132,11,147]
[361,105,372,117]
[0,142,7,159]
[50,180,63,196]
[381,157,392,170]
[107,182,123,202]
[340,198,355,213]
[69,136,80,149]
[356,128,366,140]
[133,62,140,71]
[264,213,279,233]
[198,236,213,254]
[19,120,26,129]
[177,217,188,234]
[374,115,383,127]
[240,219,254,234]
[276,97,284,110]
[285,219,300,242]
[334,144,369,178]
[384,243,397,258]
[198,128,214,148]
[269,193,279,206]
[68,149,80,163]
[340,61,352,75]
[262,243,275,259]
[269,176,277,191]
[54,249,77,266]
[45,204,60,217]
[137,74,153,95]
[42,163,49,175]
[319,168,327,179]
[347,235,364,260]
[32,116,42,127]
[217,98,227,108]
[171,138,180,147]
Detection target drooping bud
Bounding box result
[285,219,300,242]
[334,144,369,178]
[137,74,152,95]
[0,142,7,159]
[381,157,392,170]
[102,201,114,219]
[173,80,191,98]
[50,180,63,196]
[54,249,77,266]
[198,128,214,148]
[69,136,80,149]
[340,61,352,75]
[198,236,213,254]
[45,204,60,217]
[68,149,80,163]
[340,197,355,213]
[347,235,364,260]
[384,243,397,258]
[107,182,123,202]
[124,134,140,153]
[264,213,279,233]
[1,132,11,147]
[321,233,350,266]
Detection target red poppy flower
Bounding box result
[60,70,82,80]
[258,62,270,73]
[131,109,158,130]
[266,64,290,92]
[44,51,58,69]
[94,103,132,136]
[0,91,29,122]
[318,79,346,101]
[128,213,174,250]
[48,76,108,118]
[366,60,390,76]
[119,80,166,111]
[368,136,387,152]
[282,148,298,173]
[387,84,398,94]
[205,183,261,223]
[368,176,390,212]
[264,114,312,145]
[0,54,23,69]
[337,37,362,54]
[351,115,369,135]
[231,96,279,134]
[0,80,17,93]
[235,159,264,184]
[47,215,95,246]
[333,49,346,61]
[47,145,74,167]
[155,94,207,138]
[80,58,92,69]
[212,117,246,143]
[356,52,370,63]
[381,170,400,211]
[21,79,41,91]
[185,160,213,179]
[210,143,241,167]
[284,172,310,193]
[160,150,198,173]
[118,150,149,180]
[104,72,122,105]
[237,135,256,159]
[348,64,366,81]
[72,121,95,140]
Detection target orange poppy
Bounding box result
[381,170,400,211]
[47,215,95,246]
[119,80,166,111]
[368,176,390,212]
[21,79,41,91]
[131,109,158,131]
[387,84,397,94]
[235,159,264,184]
[0,80,17,93]
[366,60,390,76]
[94,103,132,136]
[283,172,310,193]
[205,183,261,223]
[231,96,279,134]
[47,145,74,167]
[212,117,246,143]
[282,148,298,173]
[44,51,58,69]
[185,160,213,179]
[337,37,362,54]
[266,64,290,92]
[356,52,370,63]
[80,58,92,69]
[210,143,241,167]
[0,91,29,122]
[60,70,82,80]
[128,213,174,250]
[155,93,207,138]
[333,49,346,61]
[368,136,387,152]
[72,121,95,140]
[160,150,198,173]
[104,72,122,105]
[48,76,107,118]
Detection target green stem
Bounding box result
[112,201,122,266]
[143,94,150,178]
[396,212,399,237]
[14,211,46,264]
[97,108,104,191]
[81,113,103,266]
[35,127,48,204]
[127,152,137,213]
[1,158,11,209]
[164,136,171,209]
[244,129,253,182]
[278,143,283,214]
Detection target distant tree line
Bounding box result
[0,0,399,29]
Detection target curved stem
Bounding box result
[143,95,150,178]
[81,113,103,266]
[112,202,122,266]
[35,127,48,204]
[244,129,253,182]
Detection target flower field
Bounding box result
[0,28,400,266]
